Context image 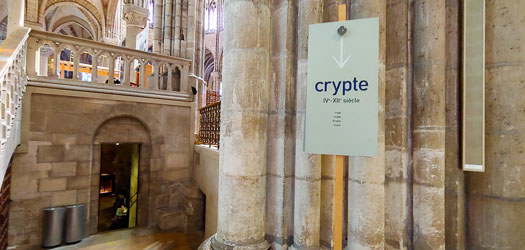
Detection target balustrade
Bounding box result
[26,30,192,101]
[198,101,220,148]
[0,27,30,176]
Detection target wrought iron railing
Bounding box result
[206,90,221,106]
[198,101,220,148]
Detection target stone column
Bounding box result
[38,47,55,77]
[384,0,411,248]
[163,0,173,55]
[347,0,386,249]
[412,0,446,249]
[292,0,323,249]
[210,0,270,249]
[444,1,465,249]
[154,0,163,53]
[123,4,149,50]
[173,0,182,57]
[123,4,148,85]
[186,0,196,60]
[7,0,24,36]
[266,0,297,248]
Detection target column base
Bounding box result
[290,243,321,250]
[201,234,269,250]
[198,235,214,250]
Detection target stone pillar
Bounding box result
[163,0,173,55]
[154,0,163,53]
[173,0,182,57]
[384,0,411,248]
[123,4,149,50]
[292,0,323,249]
[210,0,270,249]
[347,0,386,249]
[444,1,465,249]
[7,0,24,36]
[266,0,297,248]
[467,1,525,249]
[186,0,196,60]
[38,47,55,77]
[412,0,446,249]
[123,4,148,85]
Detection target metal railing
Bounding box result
[198,101,220,148]
[206,90,221,106]
[130,192,138,209]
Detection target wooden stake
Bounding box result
[334,6,346,250]
[334,155,344,250]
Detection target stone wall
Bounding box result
[466,0,525,249]
[8,87,203,249]
[193,145,219,239]
[202,1,525,250]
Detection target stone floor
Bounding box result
[53,228,203,250]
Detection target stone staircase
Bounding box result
[0,27,29,187]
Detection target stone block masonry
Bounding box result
[9,89,197,249]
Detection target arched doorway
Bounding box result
[97,143,140,232]
[90,116,152,234]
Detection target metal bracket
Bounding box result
[337,26,347,36]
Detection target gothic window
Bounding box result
[147,0,154,28]
[204,0,217,32]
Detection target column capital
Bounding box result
[39,46,55,57]
[123,4,149,28]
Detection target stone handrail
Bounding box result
[26,30,192,101]
[0,27,30,181]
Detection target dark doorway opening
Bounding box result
[98,143,140,233]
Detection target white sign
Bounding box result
[304,18,379,156]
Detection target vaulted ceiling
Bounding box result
[26,0,123,40]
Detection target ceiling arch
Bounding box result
[104,0,121,37]
[42,2,103,40]
[52,15,95,37]
[39,0,106,36]
[54,20,95,40]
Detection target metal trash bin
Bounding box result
[65,204,85,244]
[42,207,65,248]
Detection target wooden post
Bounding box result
[334,6,346,250]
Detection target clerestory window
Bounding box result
[204,0,218,32]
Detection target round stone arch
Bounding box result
[87,104,164,145]
[86,104,164,234]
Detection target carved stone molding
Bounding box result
[123,4,149,28]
